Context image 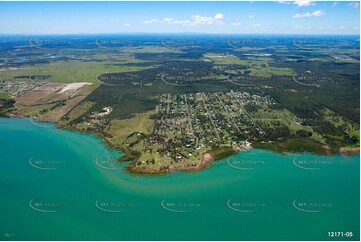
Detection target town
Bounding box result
[120,91,275,171]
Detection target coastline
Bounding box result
[339,147,361,155]
[3,115,360,175]
[124,147,237,175]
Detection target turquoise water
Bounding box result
[0,117,359,241]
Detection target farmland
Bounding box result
[0,34,359,174]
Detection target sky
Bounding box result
[0,1,359,35]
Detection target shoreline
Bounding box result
[124,148,237,175]
[2,115,360,175]
[339,147,360,155]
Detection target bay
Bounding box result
[0,117,359,241]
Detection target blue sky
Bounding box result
[0,1,359,35]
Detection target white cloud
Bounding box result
[171,19,191,25]
[163,17,173,22]
[123,24,131,27]
[193,13,225,25]
[347,2,359,8]
[142,13,225,26]
[232,22,242,26]
[190,15,218,24]
[214,13,224,20]
[277,1,291,4]
[252,23,262,27]
[294,0,314,7]
[278,0,314,7]
[249,15,255,19]
[293,10,325,18]
[332,2,338,7]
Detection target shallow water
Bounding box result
[0,118,359,240]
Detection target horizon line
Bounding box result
[0,32,360,36]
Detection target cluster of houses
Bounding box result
[0,79,45,97]
[149,91,272,163]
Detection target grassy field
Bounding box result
[105,110,156,144]
[0,92,11,101]
[61,101,96,123]
[0,59,156,83]
[206,53,294,77]
[251,66,294,78]
[254,137,333,155]
[252,107,326,144]
[13,81,99,122]
[206,53,249,65]
[321,108,360,147]
[121,46,183,53]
